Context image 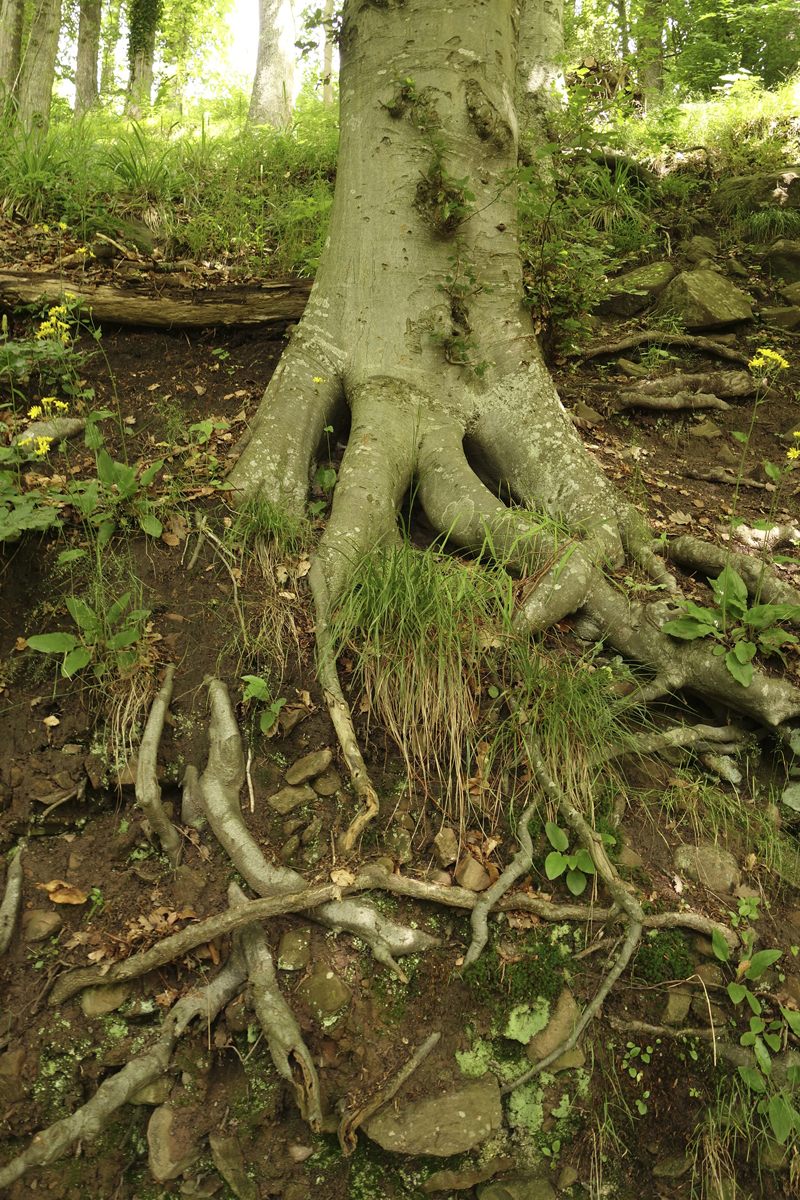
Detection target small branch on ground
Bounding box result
[337,1031,441,1155]
[136,664,181,865]
[463,792,537,966]
[0,846,24,956]
[682,466,769,490]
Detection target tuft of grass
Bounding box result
[744,208,800,243]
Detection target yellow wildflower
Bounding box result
[28,405,42,418]
[18,437,32,447]
[64,292,76,301]
[35,436,52,456]
[54,400,68,411]
[42,224,49,233]
[788,448,800,460]
[58,222,67,231]
[313,376,327,383]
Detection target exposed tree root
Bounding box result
[683,466,771,490]
[615,391,731,414]
[0,845,23,956]
[667,535,800,613]
[229,882,323,1131]
[608,1016,800,1085]
[136,664,181,865]
[732,522,800,553]
[463,794,537,966]
[0,929,249,1189]
[592,721,752,766]
[578,331,749,365]
[196,676,440,979]
[337,1031,441,1155]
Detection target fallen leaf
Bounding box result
[296,558,311,578]
[43,715,60,728]
[331,869,356,886]
[161,533,180,546]
[669,511,692,525]
[278,590,296,600]
[14,636,27,651]
[673,875,684,894]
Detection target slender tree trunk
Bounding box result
[517,0,565,148]
[322,0,334,108]
[99,0,122,98]
[248,0,295,127]
[616,0,629,58]
[17,0,62,131]
[637,0,664,106]
[0,0,24,99]
[74,0,102,118]
[126,26,156,116]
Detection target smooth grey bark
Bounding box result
[74,0,101,117]
[99,0,122,98]
[517,0,565,147]
[322,0,334,108]
[637,0,664,105]
[17,0,62,131]
[0,0,23,98]
[126,26,156,116]
[248,0,295,127]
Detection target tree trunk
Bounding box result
[0,0,24,99]
[517,0,565,148]
[637,0,664,106]
[322,0,334,108]
[16,0,62,131]
[126,0,160,117]
[248,0,295,128]
[74,0,102,118]
[99,0,122,99]
[230,0,800,753]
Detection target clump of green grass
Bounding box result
[744,208,800,243]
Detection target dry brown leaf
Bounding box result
[161,533,180,546]
[331,868,356,886]
[296,558,311,578]
[14,636,27,651]
[43,715,60,728]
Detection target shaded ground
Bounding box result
[1,226,800,1200]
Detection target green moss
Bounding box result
[633,928,695,984]
[461,927,567,1007]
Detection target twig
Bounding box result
[337,1032,441,1155]
[246,746,255,814]
[0,846,24,956]
[185,512,206,571]
[136,663,181,865]
[591,722,751,767]
[40,777,88,820]
[463,792,537,965]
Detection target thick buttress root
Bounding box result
[0,845,23,957]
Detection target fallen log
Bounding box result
[0,269,312,330]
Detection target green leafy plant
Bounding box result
[26,581,151,679]
[69,448,164,544]
[544,820,614,895]
[241,675,287,734]
[661,565,800,687]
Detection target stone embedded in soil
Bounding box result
[130,1076,174,1105]
[557,1165,579,1190]
[478,1174,556,1200]
[595,260,675,317]
[765,239,800,283]
[80,981,131,1018]
[433,827,459,868]
[673,843,740,892]
[22,910,62,942]
[147,1104,203,1181]
[268,783,316,815]
[654,270,753,330]
[172,864,206,908]
[762,305,800,330]
[662,987,692,1025]
[682,235,717,262]
[295,961,352,1023]
[285,748,333,786]
[277,928,311,971]
[689,419,722,438]
[385,826,413,863]
[280,833,301,862]
[652,1155,692,1179]
[455,856,491,892]
[690,995,727,1025]
[716,444,740,466]
[208,1132,257,1200]
[525,989,585,1071]
[618,845,643,869]
[0,1048,26,1106]
[311,766,342,795]
[428,869,452,886]
[365,1074,502,1156]
[780,280,800,305]
[423,1157,514,1193]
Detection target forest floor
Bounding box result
[2,228,800,1200]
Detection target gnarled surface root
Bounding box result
[136,663,181,864]
[229,882,323,1131]
[0,845,23,957]
[337,1031,441,1155]
[0,930,248,1189]
[668,535,800,612]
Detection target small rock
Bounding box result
[764,238,800,283]
[366,1074,502,1156]
[717,444,741,466]
[173,864,206,908]
[424,1158,515,1192]
[479,1177,555,1200]
[653,1155,692,1178]
[526,989,585,1071]
[654,270,753,330]
[277,928,311,971]
[208,1133,257,1200]
[385,827,413,864]
[727,259,749,278]
[433,827,459,868]
[287,1143,315,1163]
[224,995,250,1033]
[295,961,352,1023]
[694,962,723,987]
[301,815,323,845]
[694,935,715,958]
[0,1048,26,1105]
[130,1077,174,1105]
[428,869,452,886]
[455,856,491,892]
[283,817,305,836]
[311,766,342,796]
[147,1104,202,1181]
[61,743,83,755]
[556,1165,579,1190]
[699,753,742,784]
[787,910,800,929]
[690,419,722,439]
[616,356,650,378]
[690,995,727,1025]
[570,400,604,428]
[374,856,395,873]
[268,783,316,814]
[285,748,333,786]
[280,834,301,863]
[663,987,692,1025]
[81,982,131,1018]
[22,910,62,943]
[618,846,643,869]
[683,235,717,262]
[674,844,740,892]
[761,305,800,330]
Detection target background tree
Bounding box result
[17,0,63,130]
[248,0,296,127]
[99,0,122,100]
[126,0,162,115]
[74,0,102,116]
[0,0,24,101]
[156,0,235,115]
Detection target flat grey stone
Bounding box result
[690,419,722,438]
[285,748,332,785]
[80,982,131,1018]
[526,989,585,1070]
[366,1074,502,1156]
[268,783,316,815]
[209,1132,257,1200]
[682,235,717,261]
[147,1104,202,1181]
[455,856,491,892]
[764,239,800,282]
[22,910,62,942]
[596,261,675,317]
[654,270,752,329]
[674,843,740,892]
[277,927,311,971]
[295,961,351,1023]
[11,417,86,447]
[663,987,692,1025]
[762,305,800,330]
[433,827,459,868]
[653,1155,691,1179]
[781,280,800,305]
[478,1177,555,1200]
[423,1157,514,1193]
[385,826,413,863]
[618,846,643,869]
[280,834,301,863]
[311,766,342,795]
[130,1076,173,1105]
